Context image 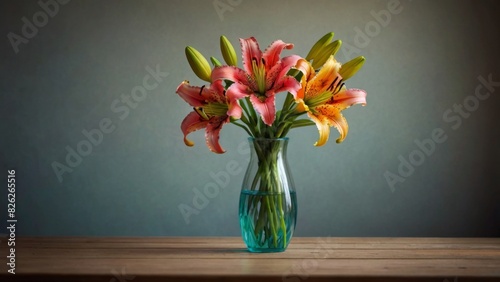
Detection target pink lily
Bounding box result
[176,80,230,154]
[211,37,301,126]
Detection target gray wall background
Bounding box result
[1,0,499,237]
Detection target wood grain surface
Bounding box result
[1,237,499,281]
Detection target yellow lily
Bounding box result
[294,56,367,146]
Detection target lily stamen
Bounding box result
[326,76,339,92]
[252,58,267,94]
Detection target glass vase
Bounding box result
[239,137,297,253]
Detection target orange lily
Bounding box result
[294,56,367,146]
[176,80,230,154]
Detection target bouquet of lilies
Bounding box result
[176,32,367,152]
[176,33,367,250]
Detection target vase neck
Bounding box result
[243,137,294,194]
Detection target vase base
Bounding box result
[247,247,287,253]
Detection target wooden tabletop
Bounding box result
[1,237,500,281]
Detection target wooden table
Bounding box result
[1,237,500,281]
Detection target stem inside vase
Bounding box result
[239,137,297,252]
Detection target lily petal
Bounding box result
[314,104,349,143]
[278,55,302,77]
[210,79,226,102]
[262,40,294,71]
[211,65,256,90]
[205,116,228,154]
[294,59,315,100]
[181,111,209,147]
[296,84,305,101]
[306,56,341,99]
[295,58,315,81]
[333,88,367,110]
[273,75,301,97]
[307,112,331,147]
[177,80,227,106]
[330,112,349,143]
[272,55,302,95]
[226,82,253,118]
[176,81,206,107]
[240,37,262,76]
[295,98,309,113]
[250,94,276,126]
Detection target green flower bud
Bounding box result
[185,46,212,82]
[339,56,365,81]
[305,32,334,61]
[220,35,238,66]
[312,40,341,69]
[210,56,222,67]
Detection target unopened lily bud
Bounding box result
[210,56,222,67]
[185,46,212,82]
[312,40,341,69]
[305,32,334,61]
[339,56,365,81]
[220,35,238,66]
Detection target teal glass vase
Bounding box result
[239,137,297,253]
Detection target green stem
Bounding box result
[271,142,287,246]
[231,119,254,137]
[281,92,294,114]
[250,139,289,249]
[245,97,258,125]
[264,196,278,246]
[290,119,315,128]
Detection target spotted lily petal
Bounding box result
[226,82,254,118]
[271,55,302,96]
[211,66,255,119]
[312,104,349,145]
[205,116,228,154]
[240,37,262,76]
[274,76,301,98]
[307,112,331,147]
[262,40,294,71]
[210,79,226,99]
[295,58,315,83]
[249,94,276,126]
[181,111,209,147]
[176,81,206,107]
[305,56,341,99]
[176,80,227,107]
[294,59,315,100]
[180,111,228,154]
[211,65,254,87]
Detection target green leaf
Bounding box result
[291,119,316,128]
